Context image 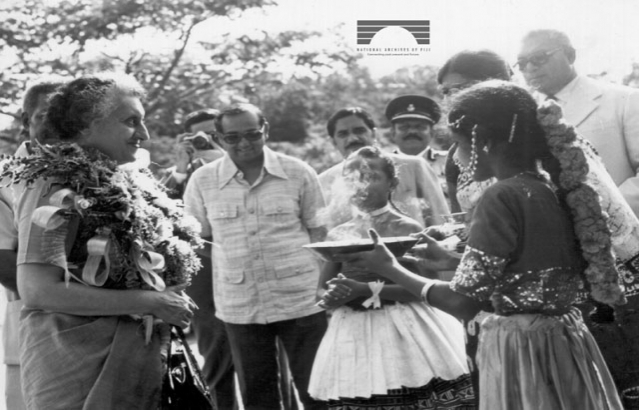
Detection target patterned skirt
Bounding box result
[477,308,623,410]
[309,301,475,408]
[326,376,475,409]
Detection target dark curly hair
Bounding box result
[184,108,220,132]
[343,146,414,216]
[437,49,512,84]
[326,107,376,138]
[447,80,552,170]
[43,73,145,141]
[346,146,397,183]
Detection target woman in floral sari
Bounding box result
[337,81,624,409]
[4,74,200,409]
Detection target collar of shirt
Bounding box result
[553,75,581,104]
[218,146,289,189]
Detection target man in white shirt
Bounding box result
[184,103,327,410]
[518,29,639,216]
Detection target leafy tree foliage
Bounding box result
[0,0,457,173]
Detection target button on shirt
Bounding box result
[184,147,325,324]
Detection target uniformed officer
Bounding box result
[385,94,448,186]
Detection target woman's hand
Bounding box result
[416,226,448,241]
[405,233,461,272]
[149,286,198,328]
[333,229,398,278]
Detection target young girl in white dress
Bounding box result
[308,146,475,409]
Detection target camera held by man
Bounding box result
[161,109,225,199]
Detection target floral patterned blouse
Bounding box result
[450,173,587,316]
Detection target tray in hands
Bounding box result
[303,236,419,262]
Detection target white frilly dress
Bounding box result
[309,300,469,400]
[309,205,471,401]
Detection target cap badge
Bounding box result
[407,104,415,112]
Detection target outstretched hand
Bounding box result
[404,233,461,272]
[333,229,398,277]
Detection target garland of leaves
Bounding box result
[537,101,625,306]
[0,142,203,291]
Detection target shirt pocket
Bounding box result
[210,203,240,238]
[262,198,296,225]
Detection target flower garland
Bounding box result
[537,101,626,306]
[0,142,203,292]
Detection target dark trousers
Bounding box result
[225,312,328,410]
[186,260,237,410]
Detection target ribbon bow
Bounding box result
[361,280,385,309]
[132,239,167,292]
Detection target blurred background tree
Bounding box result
[0,0,452,174]
[4,1,637,175]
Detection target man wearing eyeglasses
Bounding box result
[519,28,639,402]
[184,103,328,410]
[518,29,639,217]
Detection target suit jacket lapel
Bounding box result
[562,76,602,128]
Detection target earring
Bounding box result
[467,125,479,175]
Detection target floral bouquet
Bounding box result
[1,143,203,340]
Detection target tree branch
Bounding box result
[145,18,201,111]
[0,110,20,120]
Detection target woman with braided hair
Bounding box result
[336,81,624,409]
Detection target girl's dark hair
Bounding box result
[437,49,512,84]
[347,146,397,182]
[447,80,554,175]
[346,146,413,215]
[44,73,145,141]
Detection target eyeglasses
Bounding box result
[515,48,562,71]
[221,126,265,145]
